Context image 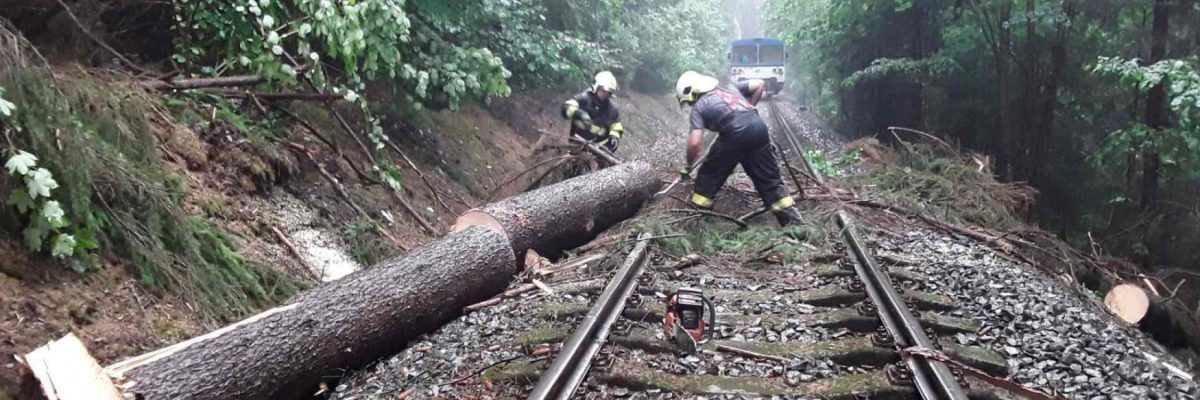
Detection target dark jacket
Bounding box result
[562,90,625,142]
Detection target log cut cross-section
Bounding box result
[453,160,662,264]
[102,226,516,400]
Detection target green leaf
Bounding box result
[23,220,49,252]
[0,90,14,117]
[5,150,37,176]
[8,188,35,213]
[51,233,76,258]
[26,168,59,198]
[73,229,100,252]
[42,200,69,228]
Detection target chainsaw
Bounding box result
[662,287,715,354]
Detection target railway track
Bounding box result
[334,97,1193,400]
[524,99,1018,399]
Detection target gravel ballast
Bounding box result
[878,230,1197,399]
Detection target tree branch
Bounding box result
[54,0,152,75]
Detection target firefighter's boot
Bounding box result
[774,207,804,227]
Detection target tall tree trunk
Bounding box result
[1141,0,1170,211]
[1028,0,1073,184]
[1017,0,1038,182]
[997,3,1015,181]
[910,3,926,130]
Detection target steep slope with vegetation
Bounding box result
[0,0,733,395]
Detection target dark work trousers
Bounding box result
[693,120,789,209]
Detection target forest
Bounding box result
[767,0,1200,284]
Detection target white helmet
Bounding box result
[592,71,618,93]
[675,71,719,106]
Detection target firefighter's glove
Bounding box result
[605,136,619,152]
[589,124,608,136]
[572,110,593,131]
[678,165,692,181]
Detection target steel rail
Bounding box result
[527,233,651,400]
[768,99,967,400]
[766,101,827,188]
[838,211,969,400]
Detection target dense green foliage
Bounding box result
[767,0,1200,270]
[174,0,734,109]
[174,0,734,208]
[1093,57,1200,177]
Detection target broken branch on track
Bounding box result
[667,208,749,230]
[887,126,958,156]
[714,344,789,363]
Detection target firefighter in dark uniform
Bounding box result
[562,71,625,152]
[674,71,801,226]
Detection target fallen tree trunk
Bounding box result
[453,161,661,265]
[94,226,515,400]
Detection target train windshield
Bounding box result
[732,45,758,64]
[760,45,785,64]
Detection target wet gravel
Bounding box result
[878,230,1198,399]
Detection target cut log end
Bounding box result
[452,210,508,239]
[1105,283,1150,325]
[20,333,122,400]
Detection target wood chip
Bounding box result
[532,279,555,296]
[671,254,702,270]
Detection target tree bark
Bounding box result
[453,161,662,264]
[1141,0,1170,211]
[909,3,926,130]
[1028,0,1074,185]
[1017,0,1038,182]
[996,2,1015,181]
[104,226,516,400]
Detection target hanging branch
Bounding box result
[54,0,152,76]
[489,154,577,200]
[141,74,267,90]
[384,139,459,214]
[288,145,408,250]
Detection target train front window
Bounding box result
[760,46,785,63]
[732,45,757,64]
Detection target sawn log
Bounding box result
[453,160,662,264]
[101,226,516,400]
